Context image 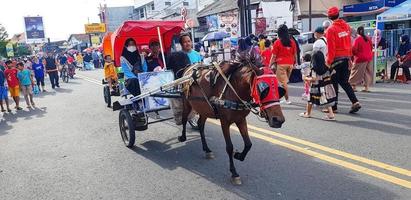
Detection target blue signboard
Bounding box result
[343,0,385,14]
[343,0,407,15]
[385,0,407,7]
[24,17,45,40]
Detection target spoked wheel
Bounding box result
[103,86,111,107]
[119,109,136,148]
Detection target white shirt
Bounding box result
[313,37,328,56]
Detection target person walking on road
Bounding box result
[4,60,22,110]
[349,26,374,92]
[270,24,297,105]
[0,67,11,112]
[32,56,47,92]
[44,53,60,89]
[17,62,35,109]
[326,6,361,114]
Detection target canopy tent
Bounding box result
[102,32,114,59]
[376,0,411,23]
[111,20,185,66]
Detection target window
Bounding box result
[140,8,145,18]
[165,1,171,6]
[151,3,155,10]
[183,1,189,6]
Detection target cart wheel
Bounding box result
[119,109,136,148]
[103,86,111,107]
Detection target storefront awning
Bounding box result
[377,0,411,22]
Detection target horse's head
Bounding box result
[250,67,286,128]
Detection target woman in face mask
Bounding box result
[120,38,142,97]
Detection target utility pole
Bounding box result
[309,0,312,31]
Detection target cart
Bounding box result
[107,20,199,147]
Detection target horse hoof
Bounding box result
[178,136,186,142]
[231,177,242,185]
[234,152,245,161]
[205,152,215,159]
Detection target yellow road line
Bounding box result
[245,124,411,177]
[207,120,411,189]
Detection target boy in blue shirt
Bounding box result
[32,57,46,92]
[0,68,11,112]
[17,62,35,109]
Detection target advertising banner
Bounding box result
[6,43,14,57]
[206,15,219,32]
[85,23,106,34]
[255,18,267,35]
[24,16,45,41]
[218,11,239,37]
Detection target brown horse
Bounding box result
[178,61,285,185]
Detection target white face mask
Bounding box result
[127,46,137,53]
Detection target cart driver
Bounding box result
[121,38,143,96]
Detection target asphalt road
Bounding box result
[0,69,410,200]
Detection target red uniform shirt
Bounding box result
[326,19,352,65]
[272,39,297,65]
[4,68,19,87]
[261,48,272,67]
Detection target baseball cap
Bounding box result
[328,6,339,17]
[315,27,324,34]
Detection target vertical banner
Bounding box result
[6,43,14,57]
[24,16,45,42]
[255,18,267,35]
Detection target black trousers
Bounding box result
[390,61,411,80]
[35,76,45,87]
[125,78,141,96]
[48,71,59,88]
[331,59,359,110]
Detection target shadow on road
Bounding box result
[0,107,47,136]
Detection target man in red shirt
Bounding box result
[326,7,361,114]
[4,60,22,110]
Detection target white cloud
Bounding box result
[0,0,134,41]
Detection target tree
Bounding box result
[14,44,31,57]
[0,23,8,41]
[0,23,9,58]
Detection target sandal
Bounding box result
[322,115,336,121]
[361,89,370,93]
[299,112,311,118]
[1,109,5,112]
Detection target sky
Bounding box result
[0,0,135,41]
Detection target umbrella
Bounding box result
[201,31,231,41]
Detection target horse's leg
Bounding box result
[233,118,252,162]
[178,98,191,142]
[221,120,241,185]
[198,115,214,159]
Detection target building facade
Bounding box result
[104,6,137,32]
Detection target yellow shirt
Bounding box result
[104,62,117,80]
[259,39,266,51]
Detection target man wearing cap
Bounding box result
[326,6,361,114]
[313,27,327,56]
